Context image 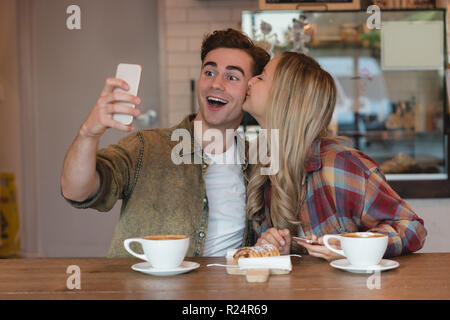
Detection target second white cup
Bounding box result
[323,232,388,267]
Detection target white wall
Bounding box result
[0,0,22,223]
[12,0,162,257]
[0,0,24,258]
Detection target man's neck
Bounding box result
[193,115,239,154]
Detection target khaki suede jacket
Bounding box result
[66,114,255,257]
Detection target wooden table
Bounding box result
[0,253,449,300]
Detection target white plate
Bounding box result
[131,260,200,276]
[330,259,400,274]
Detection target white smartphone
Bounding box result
[112,63,142,125]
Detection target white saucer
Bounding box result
[330,259,399,274]
[131,260,200,276]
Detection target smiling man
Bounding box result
[196,48,252,133]
[60,29,270,257]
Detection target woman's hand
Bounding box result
[255,227,291,255]
[294,235,344,262]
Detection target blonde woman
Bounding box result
[243,52,427,261]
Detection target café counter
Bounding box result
[0,253,448,300]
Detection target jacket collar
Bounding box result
[169,113,249,169]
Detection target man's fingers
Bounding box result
[104,104,141,117]
[100,78,129,96]
[100,91,141,105]
[103,118,135,132]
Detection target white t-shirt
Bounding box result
[202,142,246,256]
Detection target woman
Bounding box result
[243,52,427,261]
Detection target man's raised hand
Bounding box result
[78,77,141,138]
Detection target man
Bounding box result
[60,29,270,257]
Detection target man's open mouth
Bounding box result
[207,96,229,109]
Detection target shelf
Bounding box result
[338,130,442,141]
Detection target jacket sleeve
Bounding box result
[360,167,427,257]
[63,132,144,212]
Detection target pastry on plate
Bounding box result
[233,244,280,262]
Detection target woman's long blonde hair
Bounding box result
[246,52,337,233]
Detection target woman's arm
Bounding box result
[360,168,427,257]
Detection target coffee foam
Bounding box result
[143,235,188,241]
[342,232,386,238]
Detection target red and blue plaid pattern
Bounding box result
[252,138,427,258]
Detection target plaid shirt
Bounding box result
[252,138,427,258]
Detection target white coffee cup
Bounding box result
[124,235,189,269]
[323,232,388,267]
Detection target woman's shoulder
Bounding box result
[319,138,380,176]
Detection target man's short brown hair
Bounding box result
[201,28,270,76]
